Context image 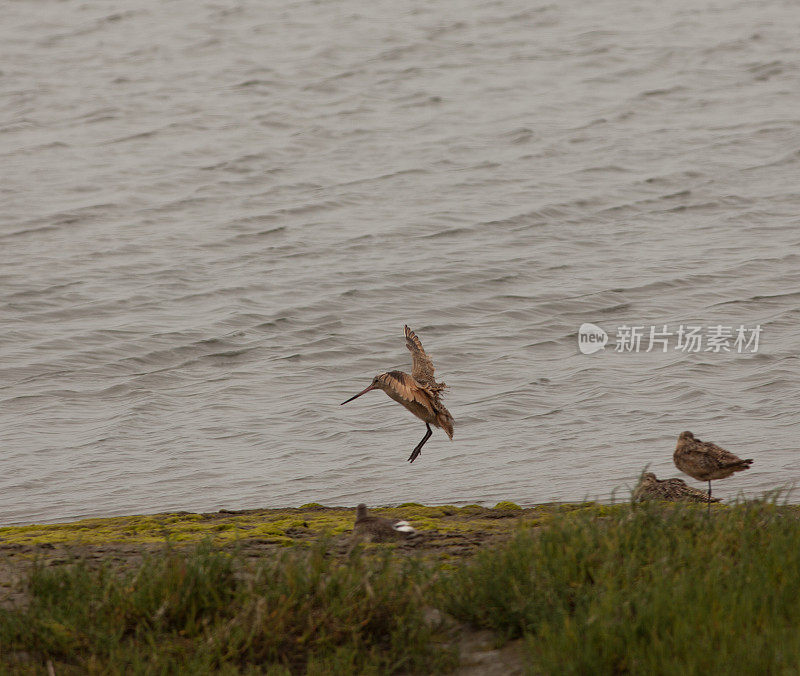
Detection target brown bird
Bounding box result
[673,431,753,505]
[341,325,454,463]
[353,503,417,542]
[633,472,720,504]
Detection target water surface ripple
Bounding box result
[2,0,800,523]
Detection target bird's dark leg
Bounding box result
[407,423,432,463]
[707,480,712,515]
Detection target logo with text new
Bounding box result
[578,323,608,354]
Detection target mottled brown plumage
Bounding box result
[353,503,417,542]
[405,324,438,387]
[633,472,720,504]
[673,431,753,504]
[341,325,454,463]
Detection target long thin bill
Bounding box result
[340,384,375,405]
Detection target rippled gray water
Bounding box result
[2,0,800,525]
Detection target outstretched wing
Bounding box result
[404,325,436,386]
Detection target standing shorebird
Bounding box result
[673,431,753,506]
[341,325,454,463]
[353,503,417,542]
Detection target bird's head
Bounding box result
[340,375,385,405]
[678,431,695,441]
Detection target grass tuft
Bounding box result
[438,500,800,673]
[0,540,456,673]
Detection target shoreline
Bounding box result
[3,500,799,673]
[0,501,589,620]
[0,500,590,551]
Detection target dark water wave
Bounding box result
[1,0,799,524]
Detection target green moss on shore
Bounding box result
[0,501,571,548]
[0,507,350,547]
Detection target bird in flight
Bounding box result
[341,325,454,463]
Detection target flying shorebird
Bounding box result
[633,472,720,504]
[353,503,417,542]
[341,325,454,463]
[673,431,753,505]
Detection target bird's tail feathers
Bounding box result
[437,410,454,439]
[393,521,416,534]
[724,458,754,470]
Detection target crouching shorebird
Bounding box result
[341,325,454,463]
[353,504,417,542]
[673,431,753,506]
[634,472,720,504]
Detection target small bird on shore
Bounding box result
[673,431,753,505]
[353,504,417,542]
[633,472,720,504]
[341,325,454,463]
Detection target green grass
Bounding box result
[438,500,800,674]
[4,501,800,674]
[0,541,456,674]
